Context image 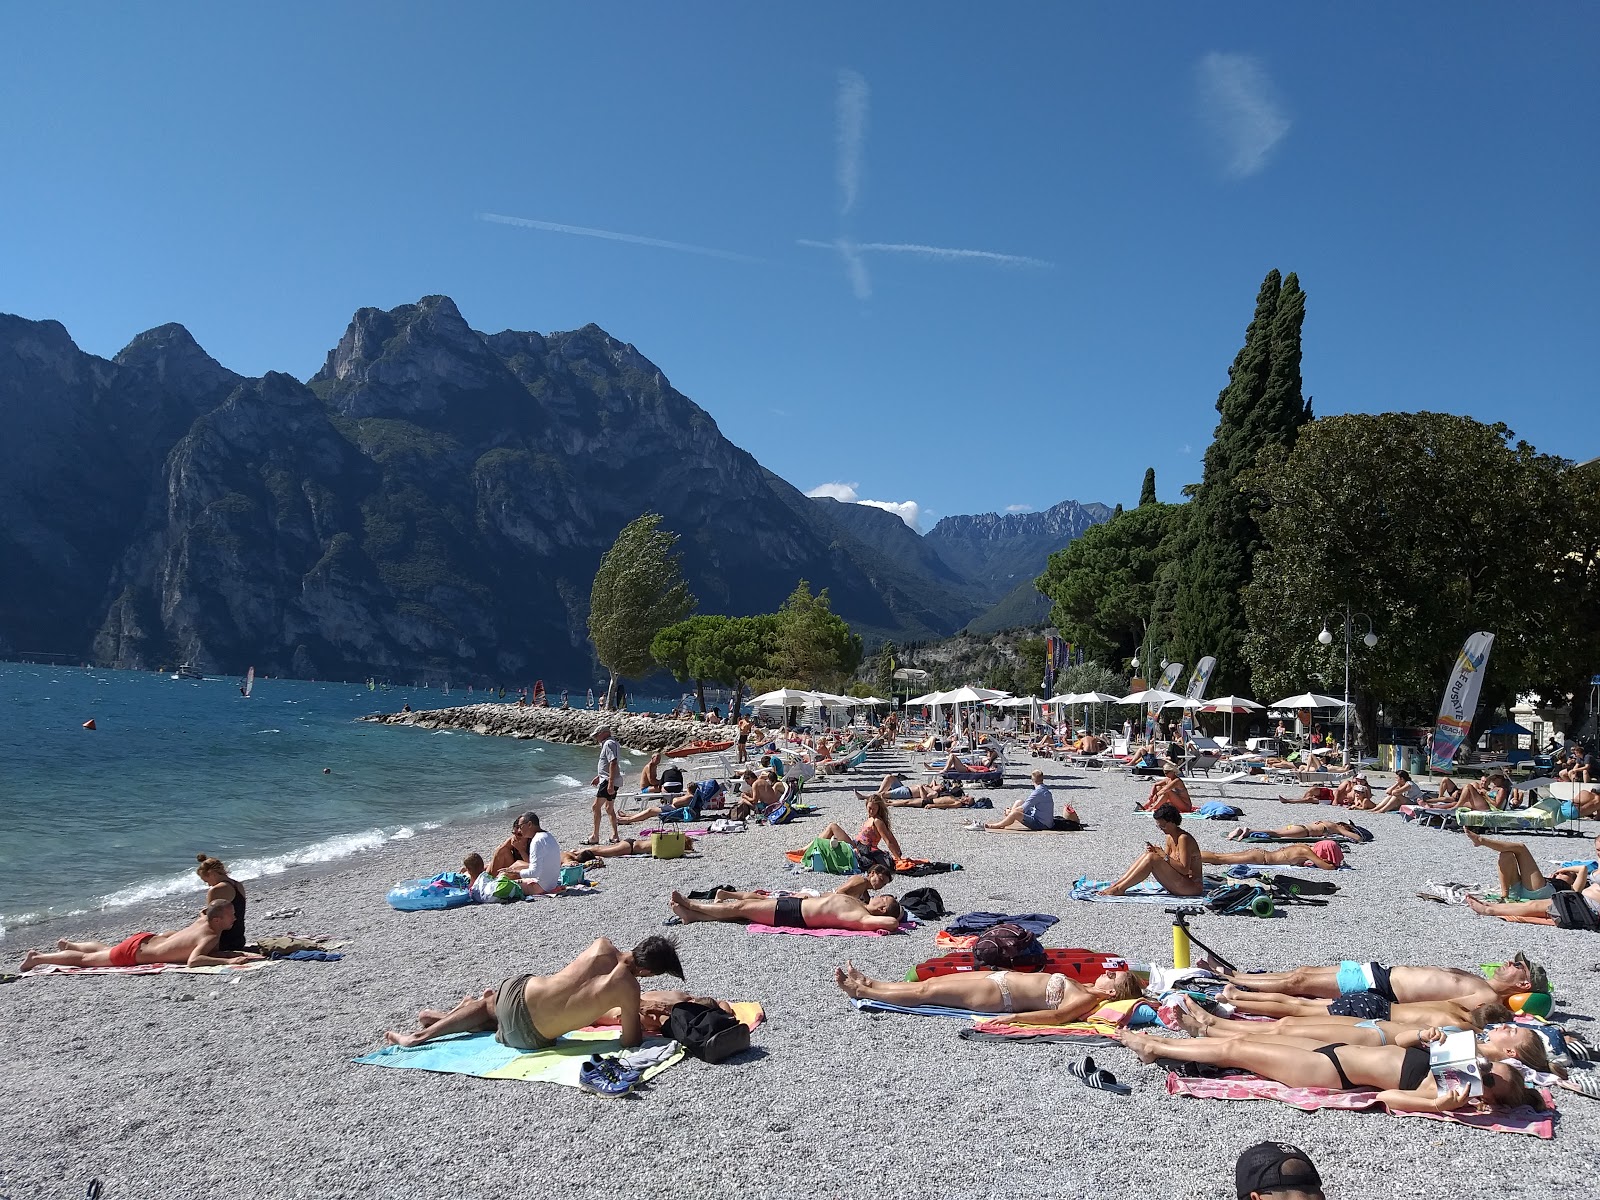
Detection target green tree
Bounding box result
[588,513,694,707]
[771,580,863,689]
[651,614,726,713]
[1015,637,1047,694]
[1036,502,1189,668]
[1241,413,1575,748]
[1139,467,1157,507]
[698,614,777,715]
[1173,270,1311,691]
[874,642,898,697]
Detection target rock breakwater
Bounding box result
[364,704,717,752]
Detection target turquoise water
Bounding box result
[0,663,604,938]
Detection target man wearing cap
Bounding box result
[1225,954,1546,1008]
[1235,1142,1324,1200]
[587,725,621,845]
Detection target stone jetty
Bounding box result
[363,703,717,752]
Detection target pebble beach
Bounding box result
[3,734,1597,1200]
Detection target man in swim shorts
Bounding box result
[382,935,683,1050]
[833,962,1142,1021]
[1234,1141,1323,1200]
[20,901,259,971]
[713,863,893,903]
[1224,953,1546,1008]
[667,889,903,932]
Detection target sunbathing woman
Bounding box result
[816,795,904,863]
[1225,820,1369,843]
[834,961,1142,1020]
[1119,1028,1545,1114]
[564,834,699,862]
[1101,804,1203,897]
[1166,996,1558,1076]
[195,853,248,952]
[1201,839,1344,871]
[1368,770,1424,813]
[1137,766,1191,812]
[872,779,973,808]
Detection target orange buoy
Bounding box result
[82,719,96,730]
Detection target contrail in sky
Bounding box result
[477,212,766,264]
[836,69,869,216]
[798,238,1052,271]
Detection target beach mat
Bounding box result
[851,997,987,1019]
[22,961,269,977]
[1070,878,1223,905]
[1165,1072,1554,1137]
[747,920,916,937]
[354,1030,684,1088]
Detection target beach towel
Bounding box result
[593,1001,765,1031]
[746,920,917,937]
[961,999,1158,1043]
[1070,878,1221,905]
[894,858,961,876]
[945,912,1059,937]
[850,998,988,1020]
[354,1030,685,1089]
[1164,1071,1554,1138]
[22,961,269,977]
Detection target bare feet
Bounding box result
[1172,996,1210,1037]
[1463,827,1483,847]
[668,891,702,923]
[21,949,41,971]
[833,962,869,998]
[56,938,72,951]
[1464,895,1491,916]
[1120,1029,1162,1063]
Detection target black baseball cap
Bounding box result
[1236,1142,1322,1199]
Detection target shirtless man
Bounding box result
[1224,953,1545,1010]
[382,935,683,1050]
[714,862,892,902]
[834,962,1142,1021]
[668,889,902,932]
[20,901,260,971]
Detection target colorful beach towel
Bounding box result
[961,999,1157,1043]
[22,961,269,977]
[850,998,987,1020]
[1165,1072,1554,1138]
[353,1030,684,1089]
[1070,878,1221,905]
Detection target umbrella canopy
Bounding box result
[1271,693,1348,710]
[1487,720,1533,736]
[992,696,1038,708]
[747,688,816,707]
[1073,691,1124,704]
[905,691,944,706]
[1118,688,1182,705]
[892,667,930,682]
[1202,695,1264,712]
[854,696,891,706]
[943,685,1003,703]
[1162,696,1208,710]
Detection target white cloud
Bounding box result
[806,482,923,531]
[477,213,765,264]
[836,69,868,216]
[1195,52,1290,179]
[1005,503,1032,513]
[1179,443,1193,455]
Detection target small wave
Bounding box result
[256,728,282,734]
[551,774,584,789]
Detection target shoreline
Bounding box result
[363,702,724,750]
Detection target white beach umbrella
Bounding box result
[905,691,943,706]
[747,688,816,707]
[1162,696,1208,710]
[1202,695,1264,712]
[1118,688,1182,705]
[1271,693,1348,710]
[1075,692,1125,704]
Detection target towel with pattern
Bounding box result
[1070,877,1222,905]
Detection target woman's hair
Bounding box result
[1111,971,1144,1001]
[865,796,891,827]
[1506,1027,1555,1075]
[463,852,485,874]
[1152,803,1181,825]
[1396,769,1411,781]
[1469,1002,1516,1030]
[1486,1063,1546,1111]
[194,854,228,878]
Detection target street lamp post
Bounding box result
[1317,605,1378,762]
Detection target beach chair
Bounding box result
[1458,792,1586,837]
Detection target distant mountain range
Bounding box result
[0,297,1108,682]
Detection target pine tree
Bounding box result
[1173,270,1310,692]
[1139,468,1157,506]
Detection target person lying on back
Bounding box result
[667,889,902,932]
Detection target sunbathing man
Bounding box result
[834,961,1142,1020]
[714,861,893,902]
[1223,953,1546,1010]
[1201,839,1345,871]
[668,889,903,932]
[1102,803,1203,897]
[1463,857,1599,927]
[1225,820,1369,843]
[20,900,261,971]
[1120,1028,1545,1114]
[382,935,683,1050]
[1138,766,1191,812]
[875,777,973,808]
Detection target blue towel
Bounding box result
[353,1032,521,1076]
[281,949,342,961]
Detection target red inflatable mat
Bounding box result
[908,948,1129,982]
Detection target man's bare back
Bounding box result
[517,939,643,1043]
[20,902,251,971]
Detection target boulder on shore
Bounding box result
[363,704,723,753]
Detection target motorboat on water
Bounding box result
[171,665,204,680]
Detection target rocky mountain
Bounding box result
[0,296,1109,683]
[923,500,1114,603]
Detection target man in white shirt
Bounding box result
[494,811,563,893]
[589,725,621,845]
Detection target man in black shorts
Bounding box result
[667,889,902,932]
[588,724,621,845]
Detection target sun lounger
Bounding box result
[1458,793,1586,837]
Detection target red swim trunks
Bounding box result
[108,931,157,968]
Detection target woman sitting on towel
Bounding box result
[817,796,904,863]
[195,853,248,953]
[1202,839,1345,870]
[1137,766,1192,812]
[1225,820,1368,843]
[1120,1027,1546,1114]
[1101,804,1203,897]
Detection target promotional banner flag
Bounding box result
[1043,636,1057,698]
[1429,633,1495,771]
[1184,656,1217,701]
[1147,661,1185,738]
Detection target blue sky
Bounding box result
[3,4,1595,528]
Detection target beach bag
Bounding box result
[901,887,947,920]
[801,837,858,875]
[1052,807,1082,831]
[667,1002,749,1063]
[559,864,587,887]
[766,802,796,825]
[1552,889,1600,931]
[693,779,723,807]
[484,875,525,902]
[660,802,698,823]
[972,922,1045,970]
[651,830,688,860]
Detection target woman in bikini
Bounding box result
[564,835,698,863]
[1101,804,1204,897]
[1201,839,1345,870]
[1224,820,1367,843]
[817,796,903,862]
[1119,1027,1546,1113]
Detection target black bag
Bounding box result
[901,887,947,919]
[971,921,1046,970]
[666,1002,750,1063]
[1552,889,1600,932]
[1052,814,1082,832]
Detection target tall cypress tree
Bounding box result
[1174,270,1310,691]
[1139,467,1157,506]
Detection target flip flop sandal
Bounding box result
[663,916,683,926]
[580,838,599,846]
[1067,1054,1131,1094]
[1561,1068,1600,1100]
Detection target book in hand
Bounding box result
[1429,1029,1484,1097]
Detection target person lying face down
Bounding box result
[668,889,903,932]
[1201,839,1345,871]
[833,962,1142,1023]
[1224,821,1368,843]
[20,900,259,972]
[383,935,683,1051]
[1120,1027,1546,1115]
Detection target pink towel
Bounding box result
[746,921,915,938]
[1165,1071,1554,1138]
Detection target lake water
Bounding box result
[0,663,607,939]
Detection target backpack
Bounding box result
[666,1002,750,1063]
[900,887,947,920]
[801,837,858,875]
[1552,889,1600,931]
[972,921,1046,970]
